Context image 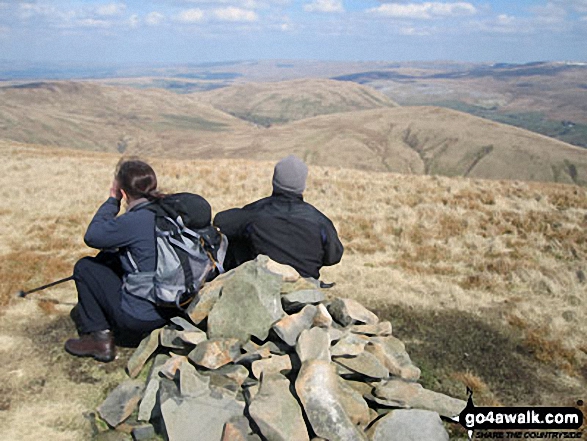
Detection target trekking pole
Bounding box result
[17,275,75,298]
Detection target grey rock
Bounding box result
[351,322,392,336]
[188,338,241,370]
[221,415,253,441]
[295,360,367,441]
[282,289,325,311]
[313,303,333,328]
[170,316,199,332]
[97,380,145,428]
[177,329,208,346]
[249,373,310,441]
[263,256,300,282]
[296,327,331,363]
[251,354,292,379]
[368,409,449,441]
[159,355,187,380]
[179,359,210,397]
[366,336,420,381]
[281,277,320,295]
[273,304,317,346]
[331,333,369,357]
[186,276,227,325]
[160,393,245,441]
[127,329,161,379]
[328,298,379,327]
[374,379,467,418]
[338,377,371,428]
[334,352,389,379]
[137,378,160,422]
[326,326,347,342]
[131,424,156,441]
[207,259,284,342]
[160,326,188,350]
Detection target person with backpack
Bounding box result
[214,155,344,281]
[65,159,215,362]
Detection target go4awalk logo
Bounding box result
[451,389,584,440]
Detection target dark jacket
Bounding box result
[214,191,343,279]
[84,197,163,321]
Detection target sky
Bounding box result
[0,0,586,64]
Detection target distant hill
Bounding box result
[217,106,587,185]
[1,80,586,186]
[198,78,398,126]
[0,81,250,152]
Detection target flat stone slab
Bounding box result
[331,333,369,357]
[97,380,145,428]
[249,373,309,441]
[251,354,292,379]
[282,290,325,311]
[127,328,161,378]
[334,351,389,379]
[374,379,467,418]
[188,338,241,370]
[351,321,392,336]
[328,298,379,327]
[160,393,245,441]
[263,256,300,282]
[295,360,367,441]
[366,336,420,381]
[368,409,449,441]
[207,259,284,342]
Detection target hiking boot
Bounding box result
[64,330,116,362]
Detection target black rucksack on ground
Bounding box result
[123,193,227,309]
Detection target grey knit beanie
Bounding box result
[272,155,308,195]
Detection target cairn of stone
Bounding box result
[97,255,466,441]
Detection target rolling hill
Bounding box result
[198,78,398,126]
[1,80,586,186]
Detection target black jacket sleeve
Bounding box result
[321,219,344,266]
[213,208,255,239]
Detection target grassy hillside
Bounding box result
[0,141,585,440]
[0,81,250,153]
[218,106,587,185]
[1,81,587,187]
[198,78,397,126]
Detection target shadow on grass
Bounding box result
[373,304,582,406]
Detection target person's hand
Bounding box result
[109,179,122,200]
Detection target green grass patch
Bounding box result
[153,114,229,132]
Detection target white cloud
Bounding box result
[213,7,258,21]
[552,0,587,13]
[78,18,111,28]
[145,11,165,26]
[95,3,126,17]
[369,2,476,19]
[128,14,139,28]
[304,0,344,13]
[177,8,205,22]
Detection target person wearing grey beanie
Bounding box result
[214,155,343,280]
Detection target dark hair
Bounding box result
[115,159,161,201]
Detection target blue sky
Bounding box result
[0,0,586,63]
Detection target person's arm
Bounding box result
[321,220,344,266]
[213,208,255,238]
[84,180,133,250]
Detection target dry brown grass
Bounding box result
[0,140,586,439]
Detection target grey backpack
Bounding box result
[123,194,227,309]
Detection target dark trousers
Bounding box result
[72,253,168,346]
